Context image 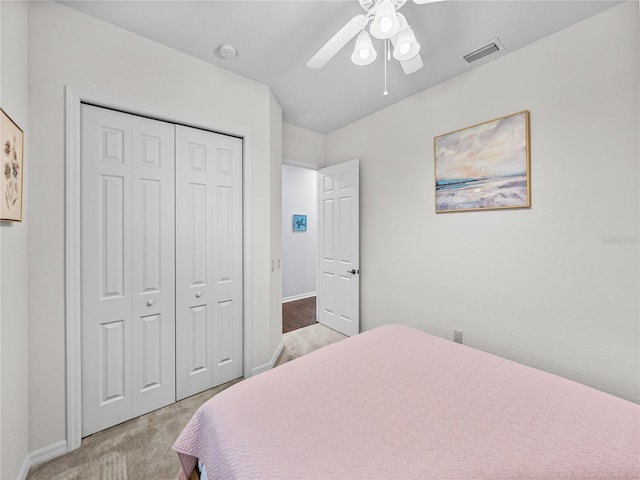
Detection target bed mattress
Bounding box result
[174,324,640,479]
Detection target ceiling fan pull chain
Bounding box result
[383,39,389,96]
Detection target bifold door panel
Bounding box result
[130,116,177,419]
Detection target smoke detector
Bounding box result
[216,44,237,60]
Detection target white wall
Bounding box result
[283,123,325,168]
[0,2,30,478]
[282,164,318,300]
[281,122,322,303]
[28,1,281,453]
[326,2,639,403]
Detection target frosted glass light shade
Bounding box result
[393,26,420,61]
[351,31,377,66]
[369,0,400,40]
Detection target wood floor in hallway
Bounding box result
[282,296,317,333]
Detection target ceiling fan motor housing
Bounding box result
[359,0,407,12]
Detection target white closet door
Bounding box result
[130,115,176,417]
[175,125,243,400]
[81,105,132,436]
[81,105,176,436]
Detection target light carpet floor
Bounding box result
[276,322,346,366]
[27,323,346,480]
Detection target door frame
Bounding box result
[280,159,360,336]
[64,86,254,451]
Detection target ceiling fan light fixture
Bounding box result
[352,31,377,65]
[369,0,400,40]
[392,26,420,61]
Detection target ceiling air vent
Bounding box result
[461,38,504,64]
[294,113,323,127]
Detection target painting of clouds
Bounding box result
[434,111,530,213]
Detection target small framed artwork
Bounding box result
[292,214,307,232]
[434,110,530,213]
[1,108,24,222]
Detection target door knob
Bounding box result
[347,269,359,275]
[195,291,202,298]
[146,299,154,307]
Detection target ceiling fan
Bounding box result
[307,0,443,77]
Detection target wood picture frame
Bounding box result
[1,108,24,221]
[434,110,530,213]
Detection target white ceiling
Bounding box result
[60,0,620,134]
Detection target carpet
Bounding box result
[276,322,347,366]
[27,324,345,480]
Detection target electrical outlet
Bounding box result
[277,257,281,269]
[271,259,275,272]
[453,329,463,344]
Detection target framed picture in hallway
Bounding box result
[1,108,24,222]
[292,214,307,232]
[434,110,531,213]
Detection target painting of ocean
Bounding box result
[434,111,530,213]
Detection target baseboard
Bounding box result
[251,339,285,376]
[18,440,69,479]
[17,456,30,480]
[282,292,316,303]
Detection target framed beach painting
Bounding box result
[1,109,24,222]
[434,111,530,213]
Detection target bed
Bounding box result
[174,324,640,479]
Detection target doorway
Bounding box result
[281,159,360,337]
[281,163,318,333]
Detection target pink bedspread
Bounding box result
[174,324,640,479]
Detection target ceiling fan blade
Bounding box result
[412,0,446,4]
[307,14,367,69]
[400,53,423,74]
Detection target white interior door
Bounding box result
[317,159,360,336]
[175,125,243,400]
[81,105,176,436]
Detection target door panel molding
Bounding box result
[65,86,254,451]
